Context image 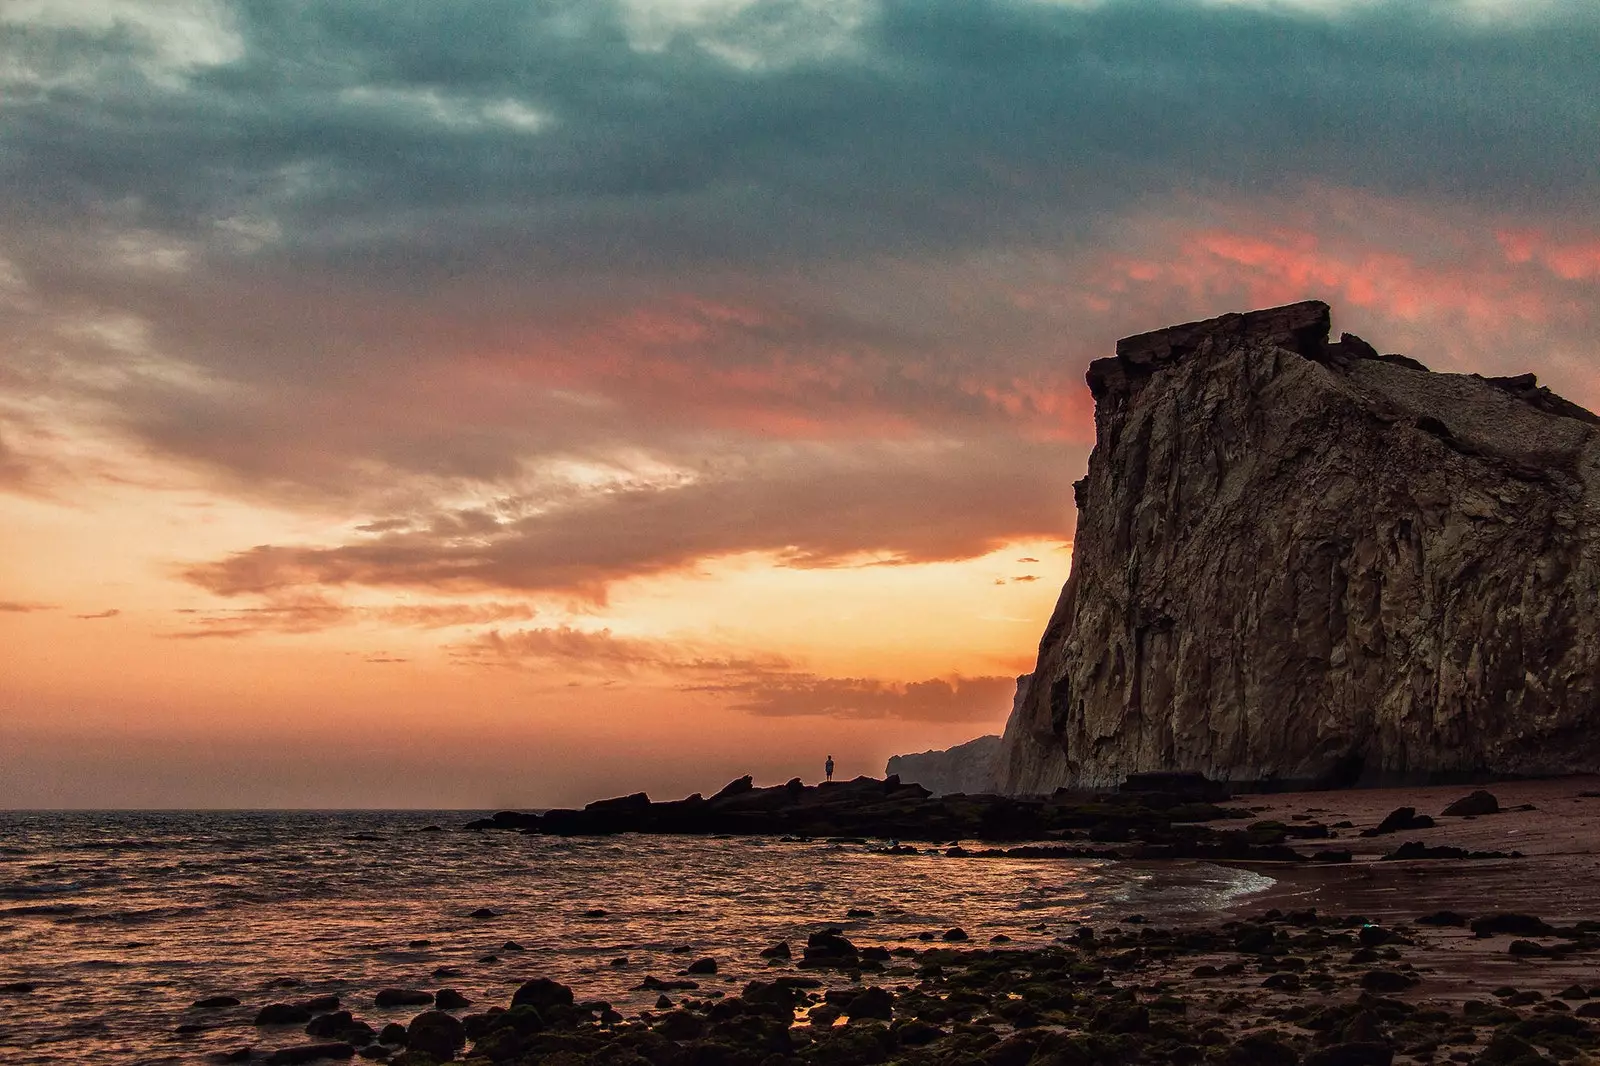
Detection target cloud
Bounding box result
[75,609,121,620]
[0,600,56,612]
[459,623,1014,721]
[167,595,538,639]
[182,437,1082,600]
[700,672,1017,722]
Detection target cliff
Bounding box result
[885,734,1002,796]
[998,300,1600,793]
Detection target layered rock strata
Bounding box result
[998,300,1600,792]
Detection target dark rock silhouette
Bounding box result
[885,734,1001,796]
[999,300,1600,792]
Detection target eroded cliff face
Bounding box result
[885,734,1001,796]
[998,301,1600,793]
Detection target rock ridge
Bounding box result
[999,300,1600,793]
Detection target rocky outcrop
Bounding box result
[885,735,1001,796]
[998,300,1600,793]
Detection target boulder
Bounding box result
[405,1011,465,1059]
[1442,790,1501,816]
[372,989,433,1008]
[1362,808,1435,836]
[997,300,1600,792]
[510,977,574,1012]
[257,1003,314,1025]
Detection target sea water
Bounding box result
[0,810,1272,1063]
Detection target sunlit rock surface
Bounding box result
[998,300,1600,793]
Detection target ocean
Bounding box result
[0,810,1273,1064]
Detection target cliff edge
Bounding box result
[998,300,1600,792]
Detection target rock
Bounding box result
[257,1003,314,1025]
[372,990,433,1008]
[193,995,241,1008]
[0,982,35,994]
[1442,790,1500,816]
[305,1012,354,1037]
[584,792,650,812]
[685,958,717,975]
[759,941,791,959]
[1417,910,1470,926]
[609,956,629,967]
[1471,914,1556,938]
[264,1044,355,1064]
[885,735,1002,796]
[995,300,1600,792]
[510,977,574,1012]
[377,1023,407,1045]
[500,941,525,951]
[942,928,969,942]
[1304,1043,1395,1066]
[802,929,858,963]
[845,986,895,1021]
[300,995,340,1013]
[1360,970,1418,993]
[405,1011,465,1059]
[1361,808,1435,836]
[468,907,498,919]
[711,775,754,800]
[655,993,673,1009]
[433,989,471,1009]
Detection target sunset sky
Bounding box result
[2,0,1598,808]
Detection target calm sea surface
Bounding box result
[0,811,1273,1064]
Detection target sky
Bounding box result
[2,0,1598,808]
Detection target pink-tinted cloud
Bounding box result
[1497,229,1600,281]
[458,624,1013,722]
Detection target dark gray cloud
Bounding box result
[3,0,1598,603]
[6,0,1598,275]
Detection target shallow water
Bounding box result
[0,811,1272,1064]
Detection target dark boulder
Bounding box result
[685,958,717,975]
[372,989,433,1008]
[434,988,471,1009]
[406,1011,466,1059]
[257,1003,314,1025]
[510,977,574,1012]
[1360,808,1435,836]
[305,1012,355,1038]
[300,995,340,1013]
[1472,914,1556,938]
[1442,790,1500,817]
[845,986,894,1021]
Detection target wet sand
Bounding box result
[1218,775,1600,1007]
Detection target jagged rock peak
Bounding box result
[997,299,1600,794]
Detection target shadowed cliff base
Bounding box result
[998,300,1600,795]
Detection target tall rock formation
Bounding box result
[998,300,1600,793]
[885,734,1001,796]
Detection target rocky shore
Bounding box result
[204,888,1600,1066]
[161,777,1600,1064]
[461,773,1533,866]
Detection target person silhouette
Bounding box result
[825,755,835,782]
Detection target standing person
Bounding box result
[825,755,835,782]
